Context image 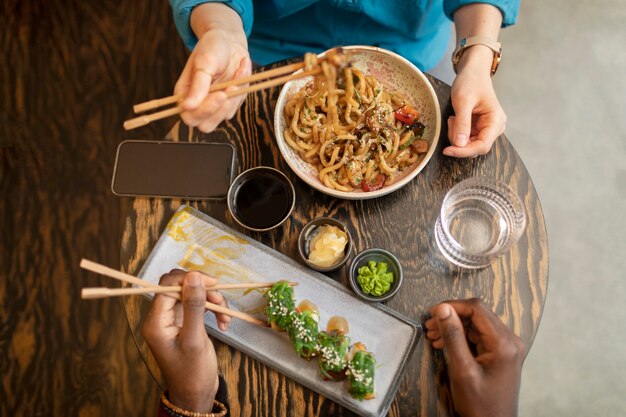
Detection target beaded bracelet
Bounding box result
[160,392,228,417]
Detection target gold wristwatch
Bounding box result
[452,35,502,76]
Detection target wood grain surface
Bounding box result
[120,63,549,415]
[0,1,192,415]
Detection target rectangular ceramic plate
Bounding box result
[138,205,422,417]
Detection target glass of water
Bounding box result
[435,177,526,269]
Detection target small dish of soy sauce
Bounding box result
[227,166,295,232]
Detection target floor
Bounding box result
[494,1,626,416]
[2,0,625,416]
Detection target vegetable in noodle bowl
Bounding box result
[282,52,430,193]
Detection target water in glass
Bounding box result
[435,177,526,268]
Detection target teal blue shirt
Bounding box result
[170,0,519,71]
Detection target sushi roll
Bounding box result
[265,281,296,331]
[317,316,351,380]
[346,342,376,400]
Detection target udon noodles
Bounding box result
[282,52,429,193]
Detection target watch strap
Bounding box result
[452,35,502,76]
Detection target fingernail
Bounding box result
[456,133,469,147]
[437,304,452,320]
[186,273,201,286]
[443,148,455,157]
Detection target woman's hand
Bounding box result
[174,3,252,132]
[448,3,506,158]
[446,46,507,158]
[142,269,231,413]
[425,298,525,417]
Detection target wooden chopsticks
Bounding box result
[132,61,305,113]
[80,259,296,327]
[123,61,321,130]
[81,281,297,298]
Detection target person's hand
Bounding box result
[425,298,525,417]
[174,4,252,132]
[446,46,507,158]
[142,269,231,413]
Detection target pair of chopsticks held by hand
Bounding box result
[123,60,320,130]
[80,259,297,327]
[123,48,350,130]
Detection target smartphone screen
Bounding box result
[112,140,236,200]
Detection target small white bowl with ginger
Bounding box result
[298,217,353,273]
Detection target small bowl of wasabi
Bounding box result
[349,248,403,302]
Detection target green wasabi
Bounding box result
[356,261,394,296]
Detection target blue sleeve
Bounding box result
[443,0,520,27]
[169,0,253,50]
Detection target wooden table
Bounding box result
[120,60,548,417]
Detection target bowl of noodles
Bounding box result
[274,45,441,200]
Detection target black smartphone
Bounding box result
[111,140,236,200]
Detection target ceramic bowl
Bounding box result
[227,166,295,232]
[298,217,353,272]
[349,248,403,302]
[274,45,441,200]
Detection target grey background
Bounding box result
[498,1,626,415]
[431,1,626,416]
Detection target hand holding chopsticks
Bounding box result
[80,259,297,327]
[123,61,320,130]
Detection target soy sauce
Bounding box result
[232,172,293,230]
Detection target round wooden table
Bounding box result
[120,60,548,417]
